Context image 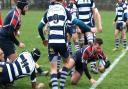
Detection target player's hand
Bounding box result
[36,83,45,89]
[97,25,102,33]
[91,27,97,33]
[42,40,48,46]
[18,42,25,48]
[90,78,96,84]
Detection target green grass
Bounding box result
[1,10,128,89]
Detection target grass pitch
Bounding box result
[1,10,128,89]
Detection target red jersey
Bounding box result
[82,45,106,64]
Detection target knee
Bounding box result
[71,81,77,85]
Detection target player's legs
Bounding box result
[0,40,17,62]
[48,44,59,89]
[114,22,124,50]
[35,63,49,76]
[57,55,61,73]
[121,30,127,49]
[67,33,73,55]
[85,32,94,45]
[71,71,82,85]
[114,29,120,50]
[72,29,80,51]
[59,43,73,89]
[7,53,17,62]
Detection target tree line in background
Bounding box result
[0,0,117,10]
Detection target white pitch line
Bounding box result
[89,48,128,89]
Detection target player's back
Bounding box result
[7,52,35,81]
[0,52,35,83]
[11,52,35,80]
[47,4,68,43]
[76,0,94,26]
[116,2,127,21]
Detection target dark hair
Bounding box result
[94,38,103,45]
[16,0,28,15]
[31,48,41,62]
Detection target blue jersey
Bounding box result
[41,3,71,43]
[0,52,36,83]
[75,0,95,27]
[115,2,127,22]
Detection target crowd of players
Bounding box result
[0,0,128,89]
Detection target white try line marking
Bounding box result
[89,48,128,89]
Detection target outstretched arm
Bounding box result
[30,69,36,89]
[83,62,96,84]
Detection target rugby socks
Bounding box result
[68,41,72,55]
[116,39,120,48]
[123,39,127,49]
[75,41,80,51]
[60,67,69,89]
[50,74,58,89]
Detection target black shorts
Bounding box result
[116,22,124,31]
[73,50,84,75]
[48,43,69,62]
[0,39,16,59]
[67,24,76,36]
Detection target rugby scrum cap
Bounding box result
[31,48,41,62]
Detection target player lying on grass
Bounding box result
[68,38,110,85]
[0,48,44,89]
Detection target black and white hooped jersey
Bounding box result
[115,2,127,22]
[66,3,77,26]
[66,3,77,20]
[75,0,95,26]
[41,3,71,44]
[0,52,36,83]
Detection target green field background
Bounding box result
[1,10,128,89]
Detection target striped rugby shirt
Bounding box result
[0,52,36,83]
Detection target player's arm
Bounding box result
[38,11,48,46]
[114,5,118,23]
[82,49,92,79]
[93,8,102,32]
[82,60,96,84]
[9,12,25,48]
[8,29,20,46]
[82,49,96,84]
[9,12,20,46]
[30,69,37,89]
[123,4,128,22]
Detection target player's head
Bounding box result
[0,48,4,61]
[98,59,105,73]
[92,38,103,53]
[118,0,123,3]
[31,48,41,62]
[16,0,28,15]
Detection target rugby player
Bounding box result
[0,0,28,61]
[113,0,127,51]
[0,48,44,89]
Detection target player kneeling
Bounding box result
[0,48,44,89]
